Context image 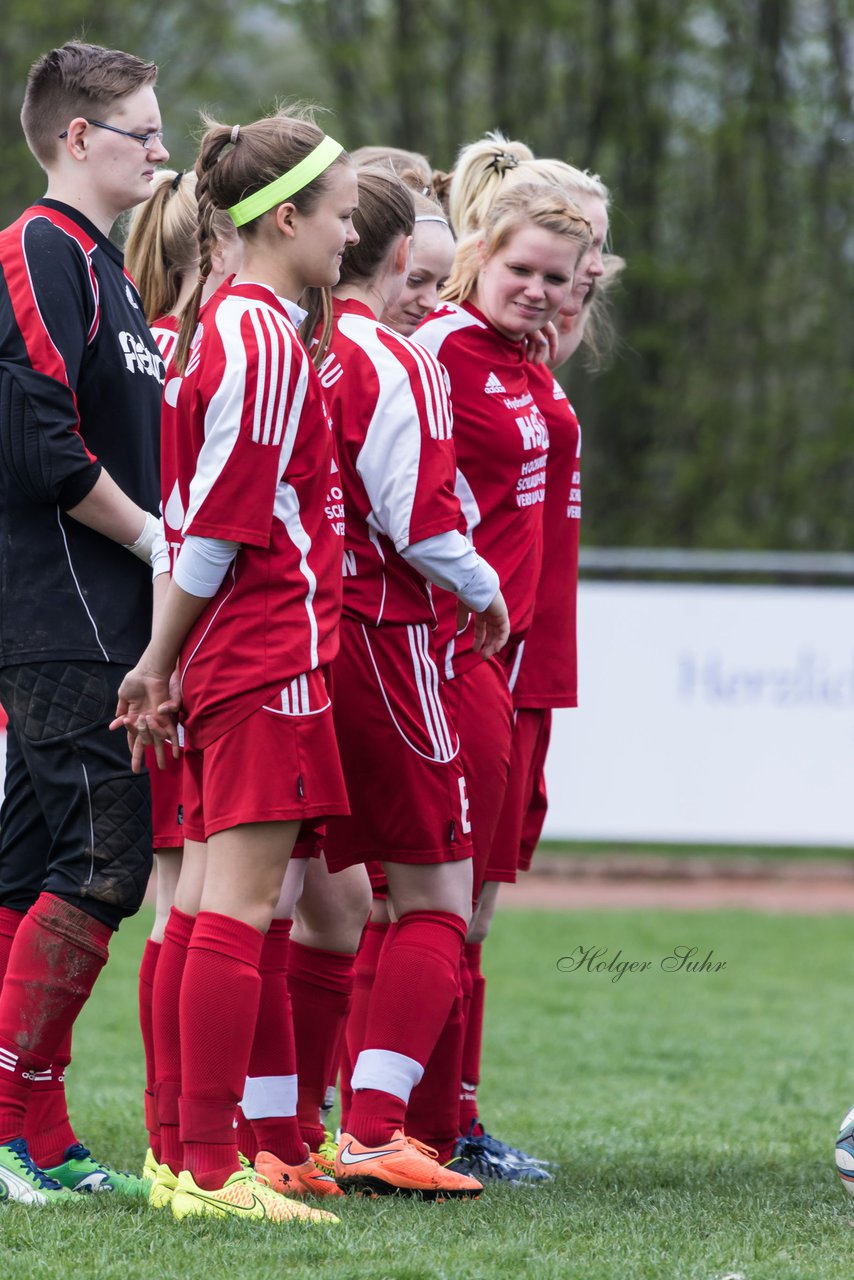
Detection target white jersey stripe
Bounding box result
[248,307,268,443]
[407,339,450,440]
[367,526,387,625]
[270,313,292,447]
[263,678,330,717]
[180,564,238,694]
[273,482,319,668]
[506,639,525,694]
[259,308,279,445]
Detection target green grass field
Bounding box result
[3,905,853,1279]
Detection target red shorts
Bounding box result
[323,618,472,872]
[366,861,389,895]
[442,657,514,898]
[517,708,552,874]
[181,670,349,842]
[488,707,551,883]
[146,741,184,850]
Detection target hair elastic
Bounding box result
[230,124,240,145]
[488,150,519,174]
[170,170,185,192]
[414,214,449,226]
[228,135,344,228]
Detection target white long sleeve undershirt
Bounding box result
[172,534,240,598]
[401,529,499,613]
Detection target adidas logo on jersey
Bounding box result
[484,371,506,395]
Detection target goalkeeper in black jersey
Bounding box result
[0,41,170,1203]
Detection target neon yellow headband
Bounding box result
[228,135,344,228]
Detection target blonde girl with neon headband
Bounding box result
[123,169,243,1183]
[113,108,357,1226]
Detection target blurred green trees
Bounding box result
[2,1,851,550]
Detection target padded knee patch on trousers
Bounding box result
[72,772,154,920]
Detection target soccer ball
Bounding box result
[834,1105,854,1195]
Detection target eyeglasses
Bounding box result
[58,118,164,149]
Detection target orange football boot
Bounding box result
[254,1148,344,1198]
[334,1130,482,1199]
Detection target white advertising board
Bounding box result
[1,582,852,847]
[542,582,854,846]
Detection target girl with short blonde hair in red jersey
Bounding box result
[124,169,245,1182]
[440,136,624,1182]
[409,181,591,1171]
[114,109,358,1226]
[311,165,506,1198]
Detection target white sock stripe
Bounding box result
[351,1048,424,1104]
[240,1073,298,1119]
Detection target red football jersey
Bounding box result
[149,313,183,573]
[150,312,179,371]
[511,361,581,708]
[413,301,548,679]
[316,297,463,626]
[166,281,343,748]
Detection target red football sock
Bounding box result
[288,938,355,1152]
[459,942,485,1137]
[153,907,194,1174]
[240,918,305,1167]
[341,920,389,1130]
[348,911,466,1147]
[406,980,465,1164]
[138,937,161,1160]
[235,1105,257,1164]
[23,1028,76,1167]
[0,894,110,1143]
[180,912,264,1190]
[0,907,24,986]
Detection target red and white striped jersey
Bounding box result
[512,361,581,708]
[316,297,462,626]
[166,280,343,748]
[150,313,179,371]
[413,301,548,679]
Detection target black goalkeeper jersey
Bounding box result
[0,199,163,667]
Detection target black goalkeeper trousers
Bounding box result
[0,660,152,930]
